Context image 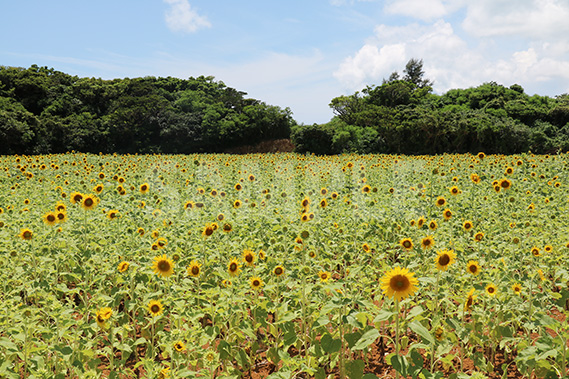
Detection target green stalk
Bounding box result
[395,298,400,379]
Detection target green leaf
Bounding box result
[409,320,434,345]
[320,333,341,354]
[346,359,365,379]
[352,328,380,351]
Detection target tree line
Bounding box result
[3,62,569,155]
[292,59,569,155]
[0,65,294,154]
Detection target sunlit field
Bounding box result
[1,152,569,379]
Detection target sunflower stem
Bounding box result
[395,298,400,379]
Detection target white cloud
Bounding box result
[462,0,569,38]
[164,0,211,33]
[384,0,448,21]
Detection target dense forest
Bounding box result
[292,59,569,155]
[0,65,294,154]
[2,62,569,155]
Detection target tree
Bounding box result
[402,58,432,88]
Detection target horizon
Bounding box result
[2,0,569,125]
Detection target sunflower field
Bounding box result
[1,152,569,379]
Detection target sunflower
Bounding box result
[202,223,214,237]
[320,188,328,196]
[380,266,418,302]
[421,235,435,250]
[152,255,174,278]
[173,341,186,352]
[499,178,512,190]
[544,245,553,253]
[435,196,446,207]
[470,173,481,184]
[400,238,413,251]
[148,299,164,317]
[462,220,473,231]
[43,211,57,226]
[466,260,481,276]
[531,247,540,257]
[474,232,484,242]
[505,166,514,175]
[362,243,371,253]
[233,200,242,208]
[93,184,104,194]
[318,271,331,283]
[18,228,33,240]
[362,184,371,194]
[434,326,444,341]
[118,261,129,273]
[301,197,310,208]
[242,249,256,266]
[485,283,497,297]
[320,199,328,208]
[137,227,145,236]
[227,258,241,277]
[107,209,120,220]
[435,249,456,271]
[96,307,113,328]
[222,223,232,233]
[187,260,202,278]
[300,213,309,222]
[449,186,460,196]
[249,276,264,290]
[234,183,242,191]
[428,220,437,230]
[464,289,476,311]
[55,202,67,212]
[273,265,285,277]
[442,208,452,220]
[139,183,149,194]
[184,201,194,210]
[81,194,98,211]
[70,192,83,204]
[221,279,232,287]
[55,211,68,223]
[258,250,266,260]
[477,152,485,159]
[511,283,522,295]
[417,216,426,228]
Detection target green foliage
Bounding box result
[0,65,296,154]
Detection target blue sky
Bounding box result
[2,0,569,125]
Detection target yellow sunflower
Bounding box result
[399,238,413,251]
[107,209,120,220]
[380,266,418,302]
[464,289,476,311]
[462,220,473,231]
[435,196,446,207]
[227,258,241,277]
[81,194,98,211]
[96,306,113,329]
[242,249,256,266]
[222,223,232,233]
[273,265,285,277]
[202,223,214,237]
[531,247,540,257]
[421,235,435,250]
[434,249,456,271]
[18,228,33,240]
[485,283,497,297]
[43,211,58,226]
[139,183,149,194]
[362,243,371,253]
[428,220,437,230]
[118,261,129,273]
[173,341,186,352]
[466,260,481,276]
[70,192,83,204]
[442,208,452,220]
[511,283,522,295]
[148,299,164,317]
[152,255,174,278]
[318,271,331,283]
[474,232,484,242]
[187,260,202,278]
[499,178,512,190]
[249,276,264,290]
